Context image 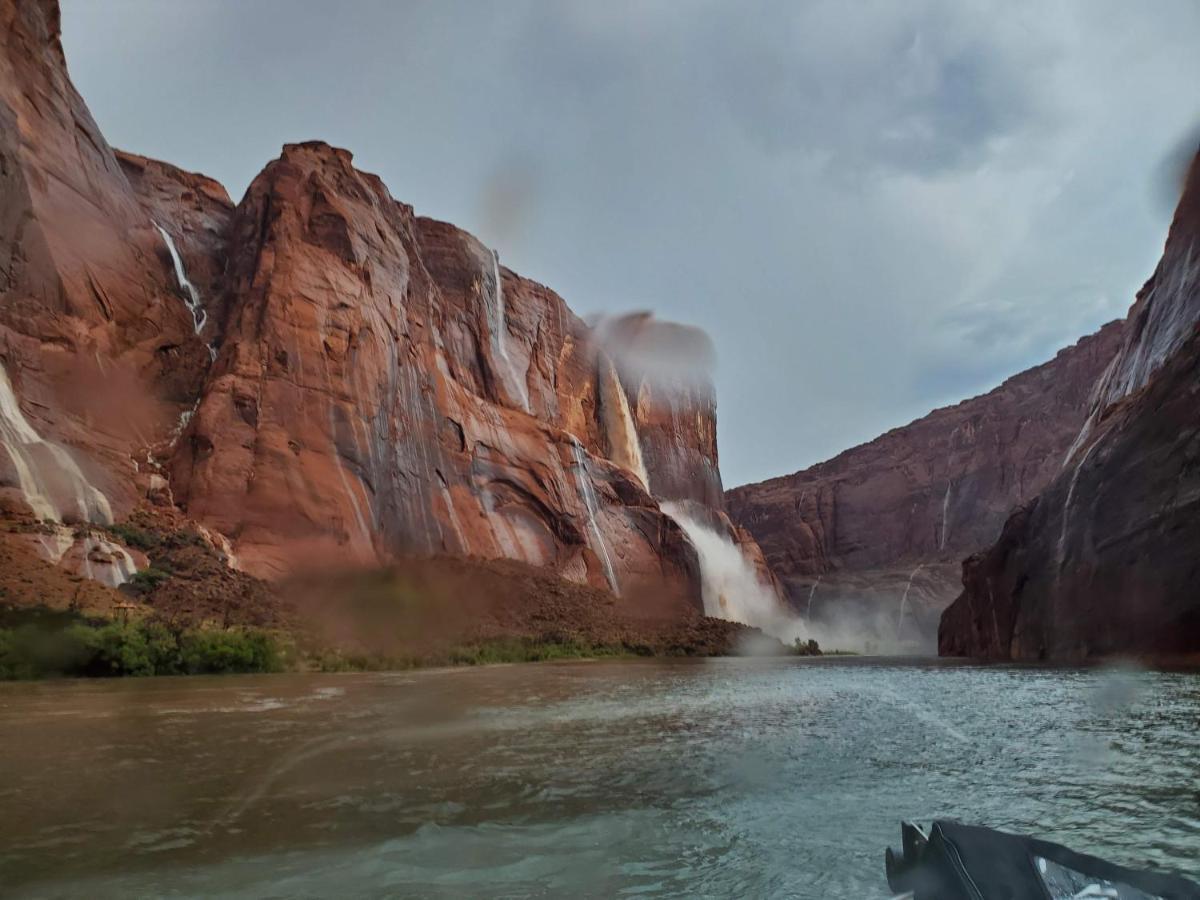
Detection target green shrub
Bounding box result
[127,566,172,596]
[0,607,286,679]
[178,627,284,675]
[105,523,160,552]
[792,638,822,656]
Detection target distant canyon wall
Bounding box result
[940,148,1200,663]
[727,320,1124,650]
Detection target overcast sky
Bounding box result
[61,1,1200,486]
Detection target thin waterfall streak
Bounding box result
[488,250,529,412]
[939,481,952,551]
[1057,440,1099,570]
[154,223,207,337]
[806,576,821,621]
[896,564,924,639]
[599,356,649,491]
[570,438,619,595]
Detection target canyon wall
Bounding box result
[0,0,783,626]
[940,149,1200,663]
[727,321,1123,650]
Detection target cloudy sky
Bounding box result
[61,1,1200,486]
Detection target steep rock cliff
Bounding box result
[167,141,700,597]
[727,321,1123,648]
[940,149,1200,662]
[0,0,213,520]
[0,0,788,633]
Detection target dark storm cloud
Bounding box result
[60,0,1200,484]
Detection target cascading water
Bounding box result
[1064,244,1200,467]
[486,250,529,412]
[79,536,139,588]
[0,365,111,524]
[155,223,217,360]
[939,481,952,550]
[169,399,201,449]
[660,500,801,642]
[806,575,821,620]
[598,356,650,491]
[1057,439,1099,569]
[569,438,619,595]
[155,224,206,333]
[896,564,924,639]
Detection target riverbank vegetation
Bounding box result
[0,603,822,680]
[0,535,822,680]
[0,607,287,679]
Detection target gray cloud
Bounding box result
[60,0,1200,485]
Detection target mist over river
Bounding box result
[2,658,1198,898]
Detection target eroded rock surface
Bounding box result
[728,321,1123,649]
[0,0,786,636]
[940,150,1200,663]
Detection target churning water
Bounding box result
[2,659,1197,898]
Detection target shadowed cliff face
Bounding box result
[727,321,1124,650]
[0,0,789,625]
[940,150,1200,663]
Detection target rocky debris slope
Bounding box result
[0,0,787,639]
[727,321,1123,650]
[940,149,1200,663]
[288,556,788,663]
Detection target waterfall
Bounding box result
[939,480,953,550]
[155,224,207,333]
[168,399,201,448]
[661,501,800,641]
[486,250,529,412]
[569,438,619,595]
[806,575,821,620]
[598,356,650,491]
[326,407,372,551]
[80,535,139,588]
[155,224,217,361]
[896,564,924,638]
[0,365,111,524]
[1057,439,1099,568]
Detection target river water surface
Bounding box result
[2,658,1198,898]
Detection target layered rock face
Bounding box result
[167,141,702,596]
[940,150,1200,662]
[727,321,1123,649]
[0,0,784,625]
[0,0,228,585]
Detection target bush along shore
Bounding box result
[0,514,820,680]
[0,607,287,679]
[0,605,821,681]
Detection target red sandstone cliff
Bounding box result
[727,321,1124,649]
[939,148,1200,663]
[0,0,782,630]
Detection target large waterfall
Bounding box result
[660,500,800,642]
[0,365,112,524]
